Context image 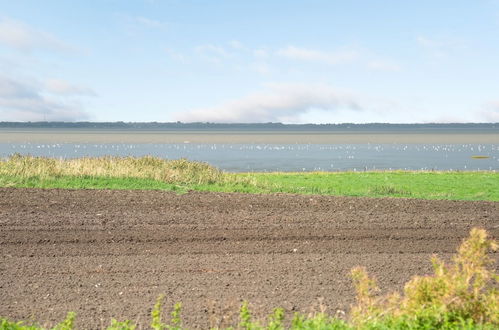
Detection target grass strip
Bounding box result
[0,155,498,201]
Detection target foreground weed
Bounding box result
[106,319,136,330]
[267,308,285,330]
[350,228,498,328]
[0,319,39,330]
[238,301,257,330]
[290,313,349,330]
[151,295,165,330]
[235,302,349,330]
[151,295,182,330]
[0,313,75,330]
[52,313,75,330]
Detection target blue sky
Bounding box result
[1,0,499,123]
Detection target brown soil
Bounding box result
[0,188,498,329]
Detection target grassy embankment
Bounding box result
[0,155,498,201]
[1,228,497,329]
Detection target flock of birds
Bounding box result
[2,142,497,172]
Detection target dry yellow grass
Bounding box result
[0,154,250,185]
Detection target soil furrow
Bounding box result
[0,188,497,329]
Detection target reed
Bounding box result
[0,154,248,186]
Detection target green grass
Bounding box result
[0,155,498,201]
[0,175,185,191]
[1,171,498,201]
[1,229,497,329]
[245,171,499,201]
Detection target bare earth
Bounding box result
[0,188,498,329]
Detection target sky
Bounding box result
[1,0,499,124]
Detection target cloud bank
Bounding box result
[174,83,363,123]
[43,79,96,96]
[0,75,91,121]
[479,102,499,122]
[367,60,401,72]
[0,17,73,53]
[276,46,358,65]
[416,35,463,59]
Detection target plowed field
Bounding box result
[1,188,497,328]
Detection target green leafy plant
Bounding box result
[0,319,39,330]
[52,313,75,330]
[106,319,136,330]
[238,301,256,330]
[350,228,498,328]
[151,295,166,330]
[150,295,183,330]
[169,303,182,330]
[267,308,285,330]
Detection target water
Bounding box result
[1,142,498,172]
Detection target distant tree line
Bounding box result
[0,121,497,131]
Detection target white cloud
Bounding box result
[44,79,96,96]
[367,60,401,72]
[0,17,73,53]
[276,46,358,65]
[165,48,186,62]
[195,44,232,63]
[229,40,244,50]
[416,35,463,58]
[134,16,167,29]
[117,13,167,30]
[251,62,271,75]
[173,83,364,123]
[195,44,230,57]
[0,75,91,121]
[253,49,268,58]
[478,102,499,122]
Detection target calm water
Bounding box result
[1,142,498,172]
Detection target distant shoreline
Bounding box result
[1,123,498,144]
[0,121,498,132]
[0,130,498,144]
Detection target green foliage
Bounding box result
[235,302,349,330]
[151,295,165,330]
[267,308,285,330]
[170,303,182,330]
[0,319,39,330]
[52,313,75,330]
[0,313,75,330]
[106,319,136,330]
[150,295,183,330]
[238,301,257,330]
[350,228,498,328]
[290,313,349,329]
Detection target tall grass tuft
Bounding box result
[350,227,498,328]
[0,154,251,186]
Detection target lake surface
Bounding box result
[0,128,498,172]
